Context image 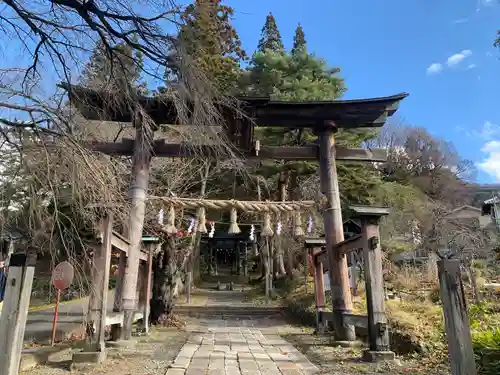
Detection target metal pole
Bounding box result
[316,122,355,341]
[50,289,61,346]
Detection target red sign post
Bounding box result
[50,261,74,345]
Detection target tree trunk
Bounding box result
[286,171,299,274]
[150,238,177,324]
[275,174,287,277]
[193,233,203,283]
[262,238,271,301]
[259,247,266,279]
[189,163,211,290]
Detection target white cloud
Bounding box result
[467,63,477,69]
[451,18,468,24]
[477,121,500,140]
[477,0,495,12]
[478,140,500,181]
[426,63,442,74]
[476,121,500,181]
[447,49,472,66]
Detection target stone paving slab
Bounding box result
[167,328,319,375]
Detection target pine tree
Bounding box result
[243,41,380,207]
[244,51,345,105]
[291,24,306,55]
[257,13,284,53]
[80,37,146,94]
[165,0,246,93]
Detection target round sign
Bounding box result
[52,261,74,290]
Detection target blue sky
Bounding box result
[1,0,498,183]
[226,0,500,183]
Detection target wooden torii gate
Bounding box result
[60,82,407,341]
[305,205,394,362]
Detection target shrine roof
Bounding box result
[59,83,408,129]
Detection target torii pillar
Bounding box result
[316,120,356,342]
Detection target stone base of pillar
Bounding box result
[71,350,107,370]
[330,340,364,348]
[110,324,122,341]
[362,350,396,363]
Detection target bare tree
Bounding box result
[369,119,476,206]
[0,1,252,329]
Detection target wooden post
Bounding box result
[122,110,153,340]
[263,237,270,302]
[316,123,355,341]
[186,251,192,304]
[252,241,258,257]
[267,238,273,295]
[243,244,248,277]
[91,213,113,353]
[0,253,36,375]
[360,215,392,359]
[350,252,359,296]
[311,248,326,333]
[113,251,126,312]
[304,249,309,294]
[214,249,218,276]
[236,242,241,275]
[142,243,155,334]
[438,258,477,375]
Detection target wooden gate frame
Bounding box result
[73,212,157,365]
[306,205,396,362]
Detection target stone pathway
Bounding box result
[168,286,320,375]
[166,328,319,375]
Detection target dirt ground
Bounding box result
[21,280,452,375]
[283,332,451,375]
[20,328,189,375]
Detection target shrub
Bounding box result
[473,328,500,375]
[429,285,441,304]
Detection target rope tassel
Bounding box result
[294,211,305,238]
[228,208,241,234]
[197,207,208,233]
[164,206,177,235]
[261,212,274,237]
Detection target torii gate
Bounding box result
[60,82,407,343]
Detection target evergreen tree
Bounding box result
[243,41,379,206]
[164,0,246,93]
[291,24,306,55]
[80,36,146,94]
[257,13,284,53]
